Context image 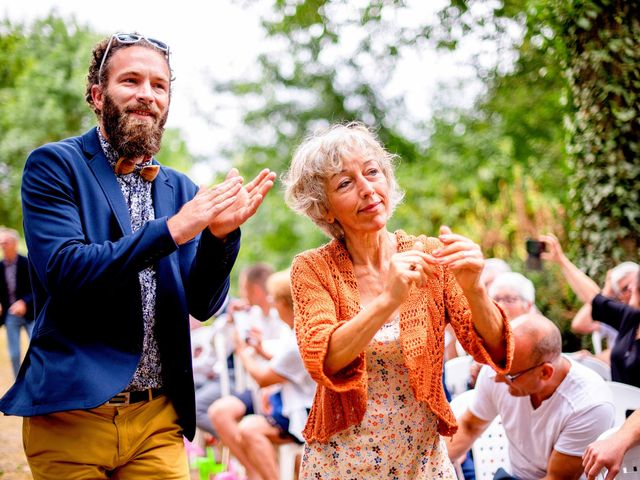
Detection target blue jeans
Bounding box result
[5,313,34,377]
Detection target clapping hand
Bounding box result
[208,168,276,238]
[167,168,275,245]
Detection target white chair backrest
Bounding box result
[444,355,473,398]
[596,427,640,479]
[278,443,302,480]
[592,330,603,355]
[606,382,640,427]
[473,416,511,480]
[575,355,612,381]
[213,333,231,397]
[449,389,511,480]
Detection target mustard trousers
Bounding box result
[23,394,189,480]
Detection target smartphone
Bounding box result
[525,239,546,270]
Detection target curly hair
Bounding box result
[85,34,172,116]
[283,122,404,239]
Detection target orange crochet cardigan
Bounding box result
[291,230,513,444]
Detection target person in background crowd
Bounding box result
[195,263,288,439]
[0,227,34,378]
[540,234,640,387]
[480,258,512,291]
[570,261,638,362]
[0,32,274,480]
[213,270,316,480]
[283,122,512,479]
[448,314,615,480]
[488,272,535,322]
[466,271,536,388]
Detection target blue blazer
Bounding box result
[0,128,239,440]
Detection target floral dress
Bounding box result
[300,316,456,479]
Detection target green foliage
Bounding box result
[547,0,640,278]
[0,14,195,232]
[213,0,601,347]
[0,15,99,231]
[219,1,572,268]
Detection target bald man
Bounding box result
[448,314,615,480]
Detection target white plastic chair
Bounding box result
[595,427,640,479]
[278,442,302,480]
[213,332,231,397]
[449,389,511,480]
[592,330,604,355]
[575,355,612,381]
[444,355,473,398]
[606,382,640,427]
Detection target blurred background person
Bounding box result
[0,227,34,378]
[541,234,640,387]
[480,258,512,291]
[570,261,638,363]
[466,271,536,388]
[212,269,315,480]
[194,263,287,440]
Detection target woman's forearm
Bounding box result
[323,292,397,375]
[463,286,507,363]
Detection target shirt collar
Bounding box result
[96,127,119,166]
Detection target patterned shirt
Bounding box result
[98,128,163,390]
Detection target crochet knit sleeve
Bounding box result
[291,253,366,391]
[444,265,513,373]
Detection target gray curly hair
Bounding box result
[283,122,404,239]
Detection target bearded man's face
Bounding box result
[101,89,168,159]
[97,45,171,159]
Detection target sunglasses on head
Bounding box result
[98,33,171,83]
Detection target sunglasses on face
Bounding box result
[98,33,171,83]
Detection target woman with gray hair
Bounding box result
[488,271,536,321]
[283,122,513,479]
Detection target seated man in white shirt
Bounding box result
[448,314,615,480]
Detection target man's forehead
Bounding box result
[109,45,170,78]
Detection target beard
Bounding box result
[101,91,168,159]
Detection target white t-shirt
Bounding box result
[471,357,615,480]
[218,305,289,358]
[269,328,316,442]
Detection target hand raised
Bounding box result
[208,168,276,238]
[167,178,243,245]
[539,233,564,264]
[383,241,431,306]
[428,225,484,292]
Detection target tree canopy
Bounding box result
[0,14,195,234]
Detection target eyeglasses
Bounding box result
[503,362,546,382]
[98,33,171,83]
[493,295,524,305]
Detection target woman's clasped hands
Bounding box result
[385,225,484,303]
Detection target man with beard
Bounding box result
[0,33,275,479]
